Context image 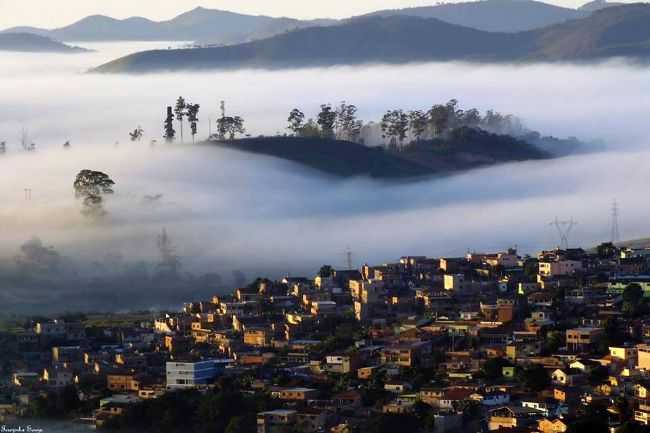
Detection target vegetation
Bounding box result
[104,380,273,433]
[73,169,115,217]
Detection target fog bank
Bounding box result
[1,42,649,312]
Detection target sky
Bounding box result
[0,0,629,29]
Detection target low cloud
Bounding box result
[1,42,649,312]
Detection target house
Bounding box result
[244,328,272,347]
[332,390,363,410]
[296,409,328,433]
[257,409,297,433]
[270,387,318,401]
[107,372,140,393]
[635,403,650,425]
[380,340,432,368]
[384,381,411,394]
[12,372,40,387]
[539,260,583,277]
[383,398,415,414]
[471,390,510,406]
[42,367,75,387]
[325,353,360,374]
[565,327,603,352]
[537,417,569,433]
[488,406,541,431]
[310,301,337,316]
[166,359,226,389]
[637,344,650,370]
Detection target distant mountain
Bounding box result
[93,5,650,73]
[0,33,87,53]
[1,7,336,45]
[578,0,626,12]
[360,0,588,33]
[530,4,650,60]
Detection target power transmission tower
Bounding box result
[344,247,353,270]
[550,217,577,250]
[611,200,620,244]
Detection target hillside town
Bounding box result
[4,242,650,433]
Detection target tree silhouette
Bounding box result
[174,97,187,144]
[287,109,305,136]
[186,103,200,144]
[73,170,115,218]
[381,110,409,150]
[317,104,337,139]
[164,106,175,142]
[129,126,144,142]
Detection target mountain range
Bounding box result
[0,33,87,53]
[93,4,650,73]
[1,7,335,45]
[0,0,627,45]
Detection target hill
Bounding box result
[1,7,336,45]
[578,0,625,12]
[93,5,650,73]
[0,33,87,53]
[93,15,531,73]
[360,0,588,33]
[211,129,549,179]
[530,4,650,60]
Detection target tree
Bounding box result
[482,357,510,380]
[63,140,71,149]
[156,228,180,280]
[317,104,337,139]
[287,109,305,136]
[596,242,618,259]
[186,103,200,144]
[381,110,409,149]
[174,97,187,143]
[164,106,175,142]
[225,416,255,433]
[300,119,321,138]
[217,116,246,140]
[517,364,550,391]
[461,108,482,127]
[623,283,644,317]
[15,237,61,274]
[408,110,428,142]
[319,265,334,278]
[0,141,5,154]
[73,169,115,217]
[129,126,144,142]
[335,101,360,141]
[428,104,450,136]
[20,128,35,151]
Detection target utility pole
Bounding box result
[611,200,621,244]
[344,247,353,270]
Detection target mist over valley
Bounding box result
[1,41,650,313]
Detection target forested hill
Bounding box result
[359,0,587,33]
[211,129,549,180]
[93,4,650,73]
[0,33,87,53]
